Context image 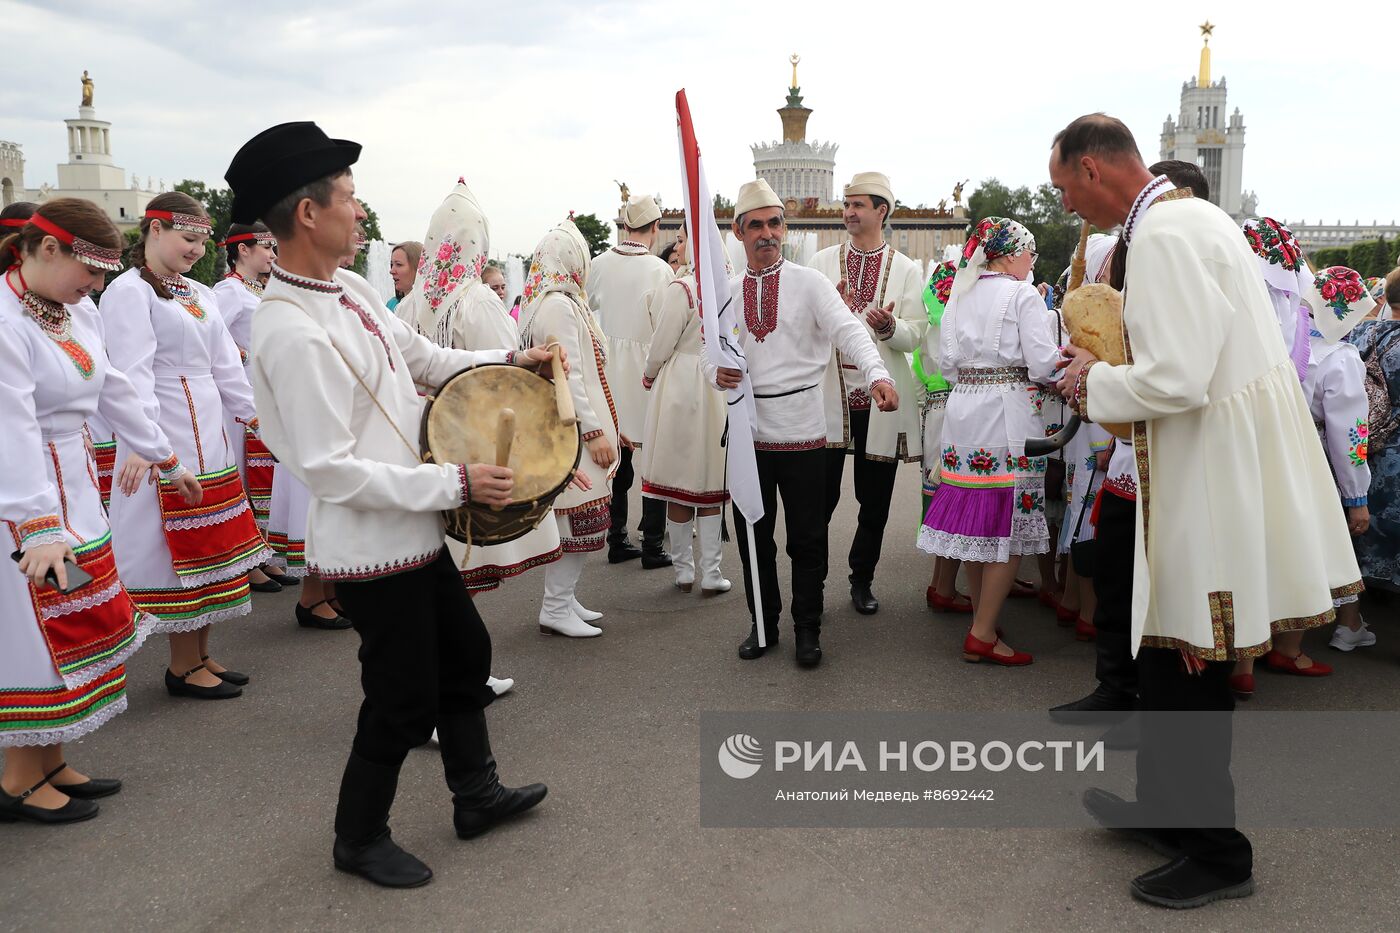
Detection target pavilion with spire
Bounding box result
[1158,22,1249,219]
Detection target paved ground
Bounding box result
[4,467,1399,932]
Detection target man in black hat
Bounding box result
[226,122,554,889]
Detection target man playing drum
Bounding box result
[225,122,559,890]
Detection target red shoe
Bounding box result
[962,632,1033,666]
[1055,605,1077,627]
[927,588,974,614]
[1074,618,1097,642]
[1263,650,1333,677]
[1037,590,1060,609]
[1229,673,1255,700]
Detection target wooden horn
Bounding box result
[1066,218,1092,293]
[545,333,578,426]
[491,408,515,512]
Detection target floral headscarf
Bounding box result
[1242,217,1310,298]
[520,219,603,350]
[414,179,490,344]
[950,216,1035,303]
[1366,276,1386,303]
[1307,265,1376,343]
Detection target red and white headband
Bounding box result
[26,214,124,271]
[145,209,213,236]
[218,231,277,249]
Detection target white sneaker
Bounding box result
[1329,620,1376,652]
[487,675,515,696]
[570,598,603,622]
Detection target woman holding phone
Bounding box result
[0,199,200,824]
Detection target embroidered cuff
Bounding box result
[874,317,897,341]
[1073,361,1099,418]
[506,350,517,366]
[157,456,186,482]
[1342,495,1368,507]
[642,375,655,391]
[581,429,605,442]
[457,463,471,507]
[18,515,65,549]
[868,377,895,396]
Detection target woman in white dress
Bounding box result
[0,199,201,822]
[102,192,273,699]
[917,217,1059,666]
[213,222,289,593]
[639,230,731,594]
[519,221,616,638]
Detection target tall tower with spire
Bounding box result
[751,54,838,206]
[1159,22,1247,218]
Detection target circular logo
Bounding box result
[717,733,763,779]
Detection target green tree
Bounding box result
[352,199,385,277]
[1312,247,1349,269]
[571,212,611,258]
[967,178,1080,284]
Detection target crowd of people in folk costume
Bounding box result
[2,110,1398,908]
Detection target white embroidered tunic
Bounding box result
[715,259,892,450]
[1302,333,1371,505]
[586,243,674,441]
[251,266,508,581]
[812,242,927,461]
[1085,187,1362,660]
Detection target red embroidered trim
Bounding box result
[1103,474,1138,500]
[581,429,605,442]
[310,548,441,582]
[591,332,618,431]
[457,463,470,507]
[843,243,887,311]
[18,514,63,546]
[743,261,781,342]
[47,442,81,543]
[639,481,730,506]
[339,294,395,371]
[180,376,205,473]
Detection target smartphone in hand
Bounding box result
[9,550,95,594]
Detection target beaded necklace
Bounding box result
[147,266,206,320]
[5,269,95,379]
[226,271,264,297]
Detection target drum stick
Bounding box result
[545,334,578,427]
[492,409,515,511]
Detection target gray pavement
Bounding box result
[3,467,1399,932]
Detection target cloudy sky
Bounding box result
[3,1,1394,256]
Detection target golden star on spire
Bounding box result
[1200,20,1214,42]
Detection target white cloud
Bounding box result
[3,0,1395,256]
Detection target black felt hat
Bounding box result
[225,122,361,225]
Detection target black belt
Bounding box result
[754,383,817,399]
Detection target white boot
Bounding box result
[698,514,731,595]
[668,517,696,591]
[487,675,515,696]
[539,553,601,637]
[571,598,603,622]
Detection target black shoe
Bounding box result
[249,578,283,594]
[607,537,643,564]
[738,624,779,660]
[1130,857,1254,909]
[850,582,879,615]
[640,547,673,570]
[164,665,242,700]
[201,655,249,686]
[1048,685,1135,723]
[263,568,301,586]
[1082,788,1182,858]
[333,830,433,888]
[297,600,353,631]
[795,627,822,667]
[0,764,100,825]
[438,709,548,840]
[454,784,549,840]
[53,775,121,800]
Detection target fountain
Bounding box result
[364,239,394,301]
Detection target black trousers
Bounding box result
[733,448,828,630]
[609,446,664,542]
[823,408,899,586]
[334,551,495,769]
[1090,492,1138,697]
[1136,647,1253,877]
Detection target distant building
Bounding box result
[1159,22,1249,220]
[0,71,160,228]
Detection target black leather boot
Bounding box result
[639,499,673,569]
[1049,629,1136,721]
[795,625,823,668]
[849,580,879,615]
[607,530,642,564]
[438,709,547,840]
[332,752,432,888]
[738,621,780,659]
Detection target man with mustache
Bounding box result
[713,180,898,667]
[812,172,926,615]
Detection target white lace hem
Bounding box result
[0,695,127,748]
[144,599,252,635]
[916,526,1049,562]
[175,546,275,589]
